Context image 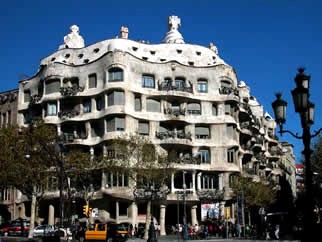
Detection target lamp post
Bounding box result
[55,137,66,228]
[271,68,322,241]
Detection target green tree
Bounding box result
[0,121,91,238]
[231,175,276,224]
[103,134,173,239]
[311,135,322,210]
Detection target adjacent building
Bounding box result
[14,16,295,232]
[0,89,27,223]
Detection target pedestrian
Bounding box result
[275,224,280,240]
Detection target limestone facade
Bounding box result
[16,17,295,230]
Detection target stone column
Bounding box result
[191,205,198,226]
[197,172,202,190]
[48,204,55,226]
[57,125,62,136]
[220,201,225,219]
[171,172,175,192]
[192,171,196,195]
[116,201,119,224]
[159,204,166,235]
[128,202,138,228]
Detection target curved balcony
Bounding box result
[60,85,85,97]
[157,80,193,93]
[196,189,224,201]
[58,110,80,120]
[155,130,192,141]
[164,107,186,117]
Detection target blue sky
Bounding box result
[1,0,322,163]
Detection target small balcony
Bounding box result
[58,109,79,119]
[219,86,239,95]
[164,107,186,117]
[155,130,192,140]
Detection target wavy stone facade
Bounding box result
[16,16,295,231]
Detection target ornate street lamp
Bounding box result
[271,68,322,241]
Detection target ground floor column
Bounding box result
[129,202,138,227]
[48,204,55,226]
[159,204,166,235]
[220,201,225,219]
[191,205,198,226]
[115,201,119,223]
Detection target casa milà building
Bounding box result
[17,16,295,232]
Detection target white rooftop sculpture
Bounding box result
[163,16,185,44]
[59,25,85,49]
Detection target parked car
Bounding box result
[33,225,55,237]
[7,219,30,237]
[0,222,12,236]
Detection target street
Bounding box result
[0,235,300,242]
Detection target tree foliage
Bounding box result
[311,135,322,206]
[103,134,173,187]
[231,176,276,208]
[0,120,97,194]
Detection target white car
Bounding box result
[33,225,55,237]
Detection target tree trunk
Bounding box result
[28,188,37,239]
[144,200,151,240]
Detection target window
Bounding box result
[108,68,123,82]
[212,104,218,116]
[47,101,57,116]
[219,80,234,95]
[225,103,232,115]
[88,74,97,88]
[201,174,219,189]
[134,95,141,111]
[227,148,235,163]
[45,79,60,94]
[142,75,155,88]
[221,80,232,88]
[195,126,210,139]
[83,99,91,113]
[146,99,160,112]
[7,110,11,125]
[187,103,201,115]
[108,90,124,106]
[227,125,234,139]
[106,117,125,132]
[2,113,6,128]
[199,149,210,163]
[24,90,31,103]
[96,96,105,111]
[174,78,185,90]
[138,121,149,135]
[105,172,129,188]
[197,79,208,93]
